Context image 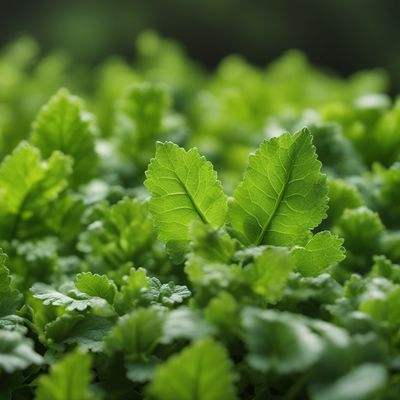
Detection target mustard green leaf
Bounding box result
[145,142,227,261]
[229,129,328,246]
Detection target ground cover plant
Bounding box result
[1,32,400,399]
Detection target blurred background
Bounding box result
[1,0,400,92]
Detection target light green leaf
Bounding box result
[78,197,154,269]
[35,350,97,400]
[149,338,237,400]
[311,363,387,400]
[31,88,98,186]
[0,143,72,238]
[242,308,323,373]
[245,246,295,303]
[161,307,215,344]
[145,142,227,260]
[31,283,110,313]
[0,330,42,373]
[295,231,345,276]
[75,272,117,305]
[104,308,164,357]
[229,129,328,246]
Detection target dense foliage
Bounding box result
[1,33,400,399]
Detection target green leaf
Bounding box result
[229,129,328,246]
[324,178,363,228]
[338,207,384,254]
[45,313,113,352]
[245,246,295,303]
[0,143,72,239]
[161,308,215,344]
[242,308,323,373]
[0,251,23,331]
[104,308,164,358]
[31,283,111,313]
[149,338,237,400]
[0,330,42,373]
[311,363,387,400]
[35,350,97,400]
[31,88,98,186]
[78,197,154,269]
[295,231,345,276]
[145,142,227,261]
[75,272,117,305]
[189,222,236,264]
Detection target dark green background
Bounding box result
[2,0,400,91]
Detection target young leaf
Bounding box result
[295,231,345,276]
[149,338,237,400]
[0,143,72,239]
[145,142,227,261]
[245,246,295,304]
[229,129,328,246]
[31,88,98,186]
[75,272,117,305]
[104,308,164,357]
[0,330,42,374]
[35,350,97,400]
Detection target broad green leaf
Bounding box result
[145,142,227,260]
[104,308,164,357]
[311,363,387,400]
[0,330,42,373]
[35,350,97,400]
[242,308,323,373]
[45,313,113,352]
[0,143,72,239]
[295,231,345,276]
[229,129,328,246]
[245,246,295,303]
[149,338,237,400]
[31,88,98,186]
[75,272,117,305]
[161,308,215,344]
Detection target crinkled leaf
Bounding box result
[75,272,117,305]
[0,143,72,239]
[31,283,111,313]
[31,88,98,186]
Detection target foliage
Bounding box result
[0,33,400,399]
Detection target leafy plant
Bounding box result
[1,33,400,400]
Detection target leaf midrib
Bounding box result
[255,144,297,246]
